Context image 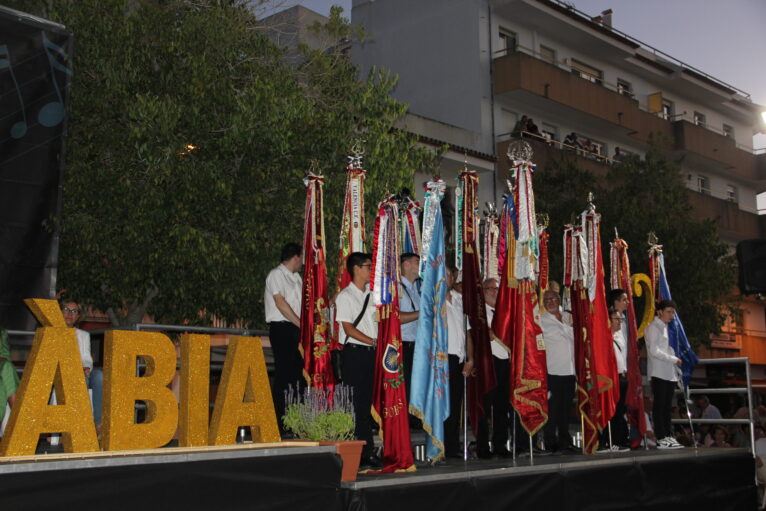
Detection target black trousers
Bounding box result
[544,374,576,450]
[477,356,510,451]
[600,375,629,447]
[343,344,376,459]
[652,376,676,440]
[444,354,465,457]
[268,322,304,431]
[402,341,415,402]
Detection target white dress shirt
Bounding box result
[76,328,93,371]
[486,304,509,360]
[399,277,420,343]
[336,282,378,346]
[645,317,679,382]
[446,290,470,362]
[612,330,627,375]
[540,310,575,376]
[264,263,302,323]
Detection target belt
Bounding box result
[346,343,375,351]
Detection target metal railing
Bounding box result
[496,129,625,166]
[671,357,756,458]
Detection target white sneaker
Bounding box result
[657,436,683,450]
[666,437,684,449]
[610,445,631,453]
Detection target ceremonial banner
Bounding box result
[491,191,516,349]
[610,237,647,435]
[458,170,496,435]
[410,180,449,463]
[299,173,334,390]
[400,198,421,255]
[567,209,619,454]
[336,156,366,294]
[482,212,499,282]
[650,245,698,387]
[370,197,415,472]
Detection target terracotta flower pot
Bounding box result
[320,439,366,482]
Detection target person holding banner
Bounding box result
[645,299,684,450]
[336,252,381,468]
[444,264,474,459]
[398,252,421,401]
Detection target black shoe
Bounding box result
[477,445,493,459]
[561,445,581,455]
[359,455,383,470]
[494,446,513,458]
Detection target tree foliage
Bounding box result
[9,0,436,326]
[535,136,738,347]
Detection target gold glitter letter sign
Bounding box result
[0,299,98,456]
[102,331,178,451]
[208,336,279,445]
[178,334,210,447]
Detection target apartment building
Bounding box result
[351,0,766,380]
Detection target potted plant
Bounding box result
[282,384,365,481]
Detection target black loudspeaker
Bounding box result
[737,239,766,295]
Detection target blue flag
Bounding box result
[409,183,449,463]
[657,252,698,387]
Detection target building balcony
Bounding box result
[688,191,766,242]
[493,51,672,144]
[672,121,765,182]
[493,51,765,185]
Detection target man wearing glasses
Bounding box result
[336,252,380,469]
[598,304,630,452]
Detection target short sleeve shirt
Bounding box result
[336,282,378,345]
[264,263,302,323]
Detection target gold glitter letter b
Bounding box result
[0,300,98,456]
[208,336,279,445]
[102,331,178,450]
[178,334,210,447]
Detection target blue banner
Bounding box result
[658,253,698,387]
[409,192,449,463]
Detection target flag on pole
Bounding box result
[336,155,367,295]
[458,170,496,435]
[409,180,450,463]
[369,197,415,473]
[610,237,647,436]
[649,245,698,387]
[565,207,619,454]
[400,197,421,255]
[299,172,334,390]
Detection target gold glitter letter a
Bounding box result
[102,331,178,450]
[0,299,99,456]
[208,336,280,445]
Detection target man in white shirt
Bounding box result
[645,299,684,450]
[695,395,722,420]
[598,305,630,452]
[398,252,420,406]
[476,278,512,458]
[264,243,304,434]
[443,265,474,459]
[336,252,380,469]
[540,289,577,453]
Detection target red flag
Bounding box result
[511,280,548,435]
[569,213,619,454]
[611,237,647,436]
[299,173,335,390]
[370,198,415,472]
[459,171,496,435]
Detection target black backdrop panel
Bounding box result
[0,7,71,329]
[0,452,344,511]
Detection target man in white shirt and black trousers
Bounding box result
[336,252,382,469]
[398,252,421,411]
[264,243,304,435]
[645,299,684,450]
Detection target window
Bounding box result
[661,99,674,120]
[499,29,517,54]
[694,111,706,127]
[723,124,735,138]
[726,184,738,203]
[617,78,633,98]
[540,45,556,64]
[697,175,710,195]
[570,59,603,85]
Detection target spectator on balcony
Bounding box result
[512,115,528,138]
[526,117,541,138]
[582,138,596,159]
[563,132,580,152]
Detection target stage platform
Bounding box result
[0,444,756,511]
